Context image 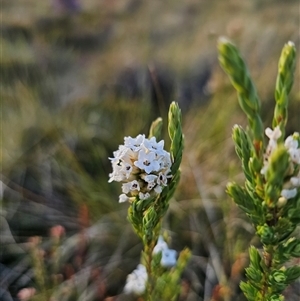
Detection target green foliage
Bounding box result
[141,102,188,300]
[218,38,264,152]
[168,102,184,176]
[232,125,253,183]
[273,42,297,138]
[264,146,290,208]
[149,117,163,141]
[219,39,300,301]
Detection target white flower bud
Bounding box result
[153,236,168,254]
[161,249,177,268]
[119,194,129,203]
[153,236,178,268]
[277,197,287,208]
[281,188,297,200]
[290,176,300,187]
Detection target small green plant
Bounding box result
[108,102,191,301]
[218,38,300,301]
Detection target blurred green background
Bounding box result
[1,0,300,300]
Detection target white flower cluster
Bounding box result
[109,134,172,202]
[262,126,300,203]
[153,236,177,268]
[123,264,147,295]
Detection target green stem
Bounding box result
[144,243,155,301]
[262,246,274,299]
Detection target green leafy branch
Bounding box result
[218,38,300,301]
[118,102,190,301]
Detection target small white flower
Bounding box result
[262,129,300,199]
[153,236,178,268]
[122,180,141,194]
[108,167,126,183]
[285,136,298,150]
[147,182,156,190]
[124,134,145,151]
[143,174,158,183]
[143,137,165,155]
[260,164,268,175]
[154,185,163,193]
[136,264,147,277]
[111,145,137,163]
[288,148,300,164]
[161,249,177,268]
[143,174,158,190]
[263,127,282,160]
[281,188,297,200]
[156,172,169,186]
[139,192,151,200]
[123,264,148,295]
[265,126,282,140]
[124,274,145,294]
[261,129,300,175]
[134,149,160,174]
[119,194,129,203]
[284,134,300,164]
[158,151,172,169]
[153,236,169,254]
[290,176,300,187]
[120,162,133,177]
